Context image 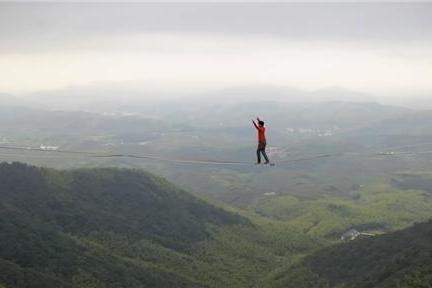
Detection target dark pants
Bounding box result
[257,141,269,163]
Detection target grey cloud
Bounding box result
[1,2,432,53]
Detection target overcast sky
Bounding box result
[1,2,431,99]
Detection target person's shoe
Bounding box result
[255,162,261,165]
[264,161,270,164]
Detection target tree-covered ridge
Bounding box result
[0,162,251,288]
[0,162,246,249]
[275,220,432,288]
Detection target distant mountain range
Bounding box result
[3,84,432,111]
[0,84,391,112]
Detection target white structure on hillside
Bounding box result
[341,229,377,241]
[341,229,361,241]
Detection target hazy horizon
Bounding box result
[1,2,432,102]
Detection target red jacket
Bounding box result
[257,126,266,143]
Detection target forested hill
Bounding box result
[276,220,432,288]
[0,162,249,288]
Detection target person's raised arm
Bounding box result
[252,119,259,129]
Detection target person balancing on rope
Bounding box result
[252,117,271,165]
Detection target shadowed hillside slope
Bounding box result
[275,220,432,288]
